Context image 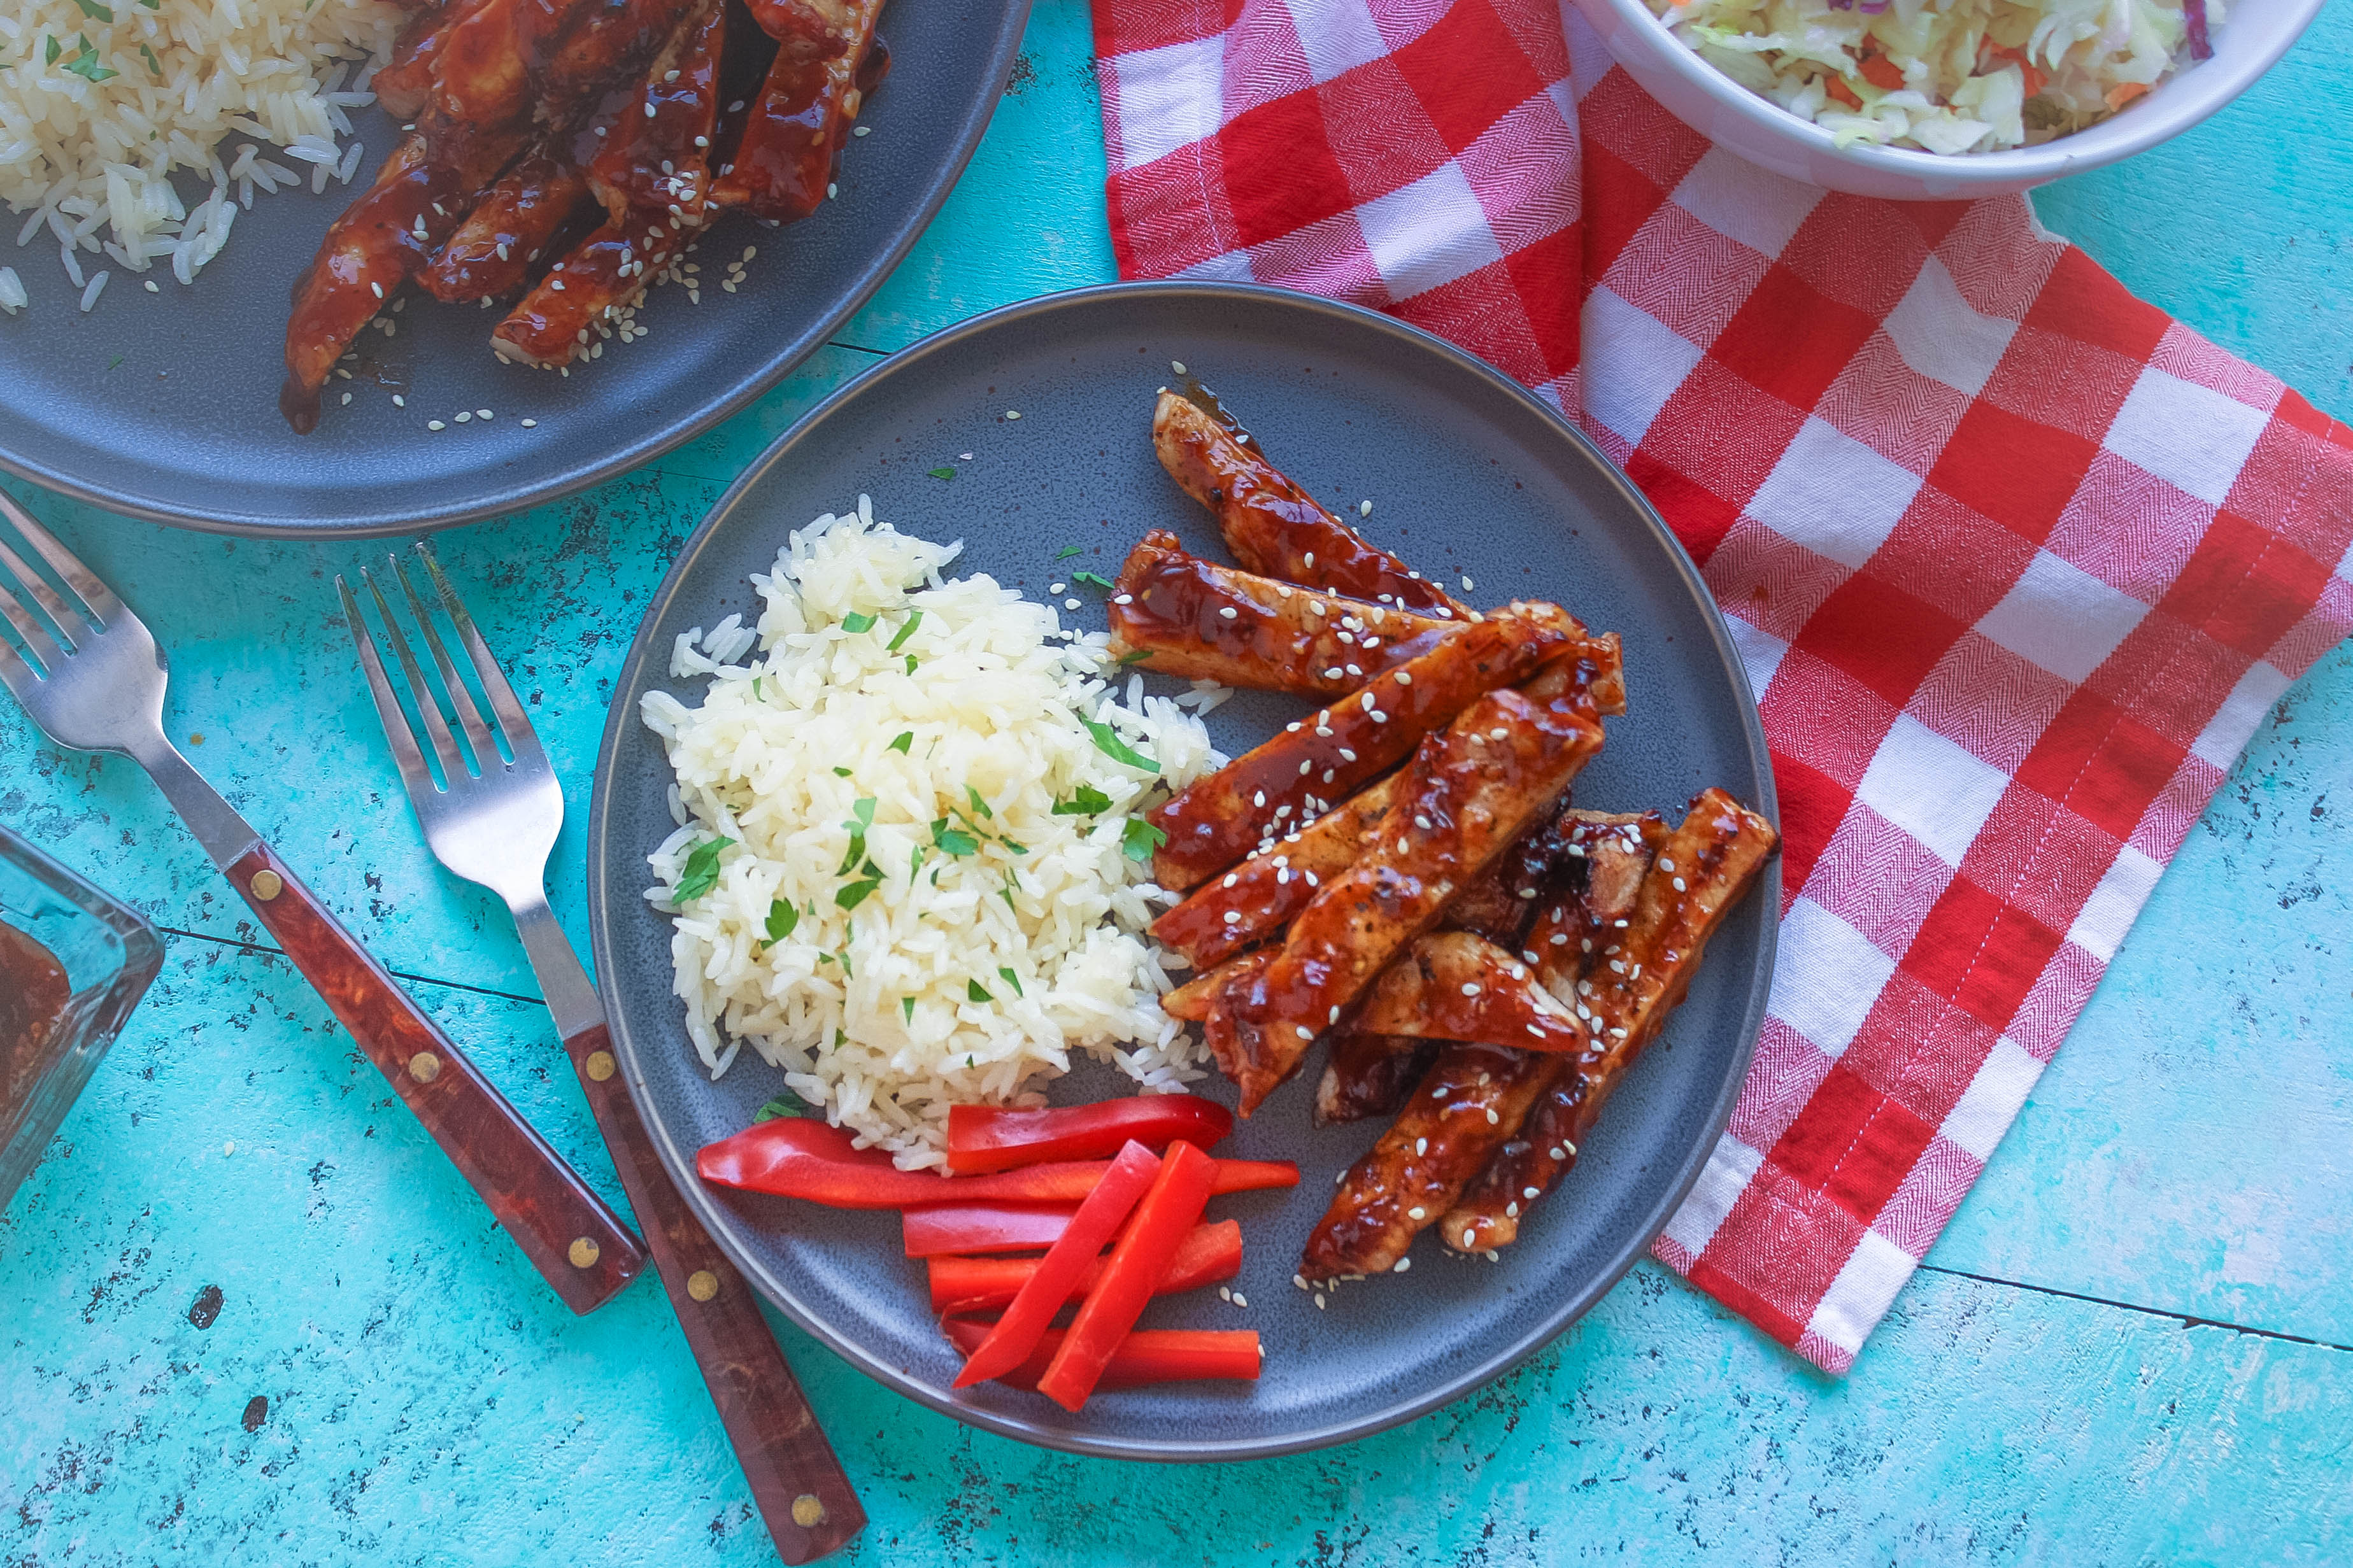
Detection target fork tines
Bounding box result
[0,489,122,684]
[339,546,542,798]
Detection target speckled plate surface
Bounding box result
[0,0,1028,538]
[586,281,1780,1461]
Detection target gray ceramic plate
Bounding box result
[0,0,1028,538]
[586,282,1780,1460]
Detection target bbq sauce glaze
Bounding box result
[0,922,72,1127]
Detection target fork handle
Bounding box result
[560,1015,866,1562]
[222,842,648,1314]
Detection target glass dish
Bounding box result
[0,826,162,1215]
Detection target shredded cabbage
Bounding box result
[1653,0,2222,152]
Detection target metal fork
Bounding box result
[341,547,865,1566]
[0,492,644,1313]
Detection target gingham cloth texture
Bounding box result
[1091,0,2353,1372]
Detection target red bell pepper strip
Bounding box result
[946,1094,1233,1173]
[953,1141,1162,1388]
[927,1219,1243,1315]
[1036,1138,1216,1411]
[940,1318,1262,1391]
[901,1202,1077,1259]
[695,1116,1297,1206]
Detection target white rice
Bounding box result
[0,0,401,309]
[642,498,1225,1168]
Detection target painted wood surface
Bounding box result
[4,0,2350,1560]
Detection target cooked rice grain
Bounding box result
[643,499,1225,1167]
[0,0,401,306]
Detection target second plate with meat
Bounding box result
[587,281,1781,1459]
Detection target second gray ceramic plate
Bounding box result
[587,281,1779,1460]
[0,0,1028,537]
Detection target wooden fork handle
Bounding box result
[562,1017,866,1562]
[224,842,648,1314]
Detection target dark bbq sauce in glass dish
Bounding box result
[1,921,73,1127]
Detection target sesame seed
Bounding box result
[1295,1274,1309,1290]
[1462,576,1475,591]
[826,183,837,199]
[520,418,537,428]
[1550,1147,1566,1161]
[427,420,445,430]
[1370,711,1388,724]
[1049,582,1066,593]
[1304,553,1316,568]
[1415,815,1432,830]
[1324,667,1345,680]
[1223,911,1241,924]
[1674,877,1688,891]
[1506,1201,1519,1217]
[1295,1025,1313,1040]
[1219,606,1239,620]
[1489,726,1509,740]
[1346,664,1361,677]
[1277,585,1293,598]
[1253,791,1265,807]
[1660,858,1676,872]
[1395,672,1411,686]
[340,392,352,406]
[1171,360,1186,374]
[1361,693,1377,711]
[1232,1292,1246,1306]
[1551,933,1568,945]
[1407,1206,1425,1220]
[392,395,405,407]
[1360,500,1373,516]
[1223,873,1240,888]
[1415,1138,1428,1155]
[1219,1286,1232,1301]
[1432,1085,1447,1099]
[1304,871,1318,886]
[476,409,492,420]
[454,411,471,423]
[1461,1229,1476,1248]
[1486,1108,1499,1124]
[1523,1186,1540,1200]
[1005,409,1021,420]
[1286,721,1302,733]
[1114,593,1134,605]
[1316,1292,1326,1309]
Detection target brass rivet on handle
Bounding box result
[584,1050,616,1082]
[407,1051,441,1084]
[791,1495,825,1529]
[568,1236,601,1269]
[250,869,283,901]
[686,1269,719,1303]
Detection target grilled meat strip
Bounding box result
[373,0,496,119]
[1204,686,1605,1114]
[1151,392,1467,616]
[1148,603,1584,891]
[1300,1041,1554,1278]
[711,0,886,220]
[421,147,593,303]
[1349,931,1588,1053]
[1442,789,1776,1254]
[1150,775,1396,970]
[1313,1031,1438,1127]
[1106,531,1460,696]
[493,0,723,367]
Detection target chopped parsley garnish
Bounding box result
[753,1092,811,1122]
[966,979,992,1003]
[836,797,876,875]
[73,0,113,20]
[833,1028,846,1048]
[1072,571,1115,591]
[999,885,1018,910]
[1116,649,1155,666]
[765,898,798,942]
[926,466,956,480]
[64,37,115,79]
[137,42,159,75]
[997,966,1023,998]
[888,730,913,754]
[751,675,763,699]
[833,766,853,777]
[886,609,923,652]
[902,996,916,1022]
[1080,715,1158,773]
[840,611,876,634]
[964,785,992,819]
[1122,816,1169,864]
[1053,784,1112,816]
[838,950,855,978]
[997,836,1030,856]
[931,818,980,857]
[674,835,732,901]
[905,654,919,675]
[45,34,61,63]
[1053,546,1083,561]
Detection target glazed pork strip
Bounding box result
[1313,1031,1438,1127]
[1526,812,1666,994]
[372,0,495,120]
[1350,932,1588,1053]
[1151,392,1467,617]
[1105,530,1461,697]
[710,0,886,221]
[1147,603,1583,891]
[1300,1041,1554,1279]
[421,148,593,303]
[1150,775,1396,970]
[741,0,858,54]
[279,132,519,430]
[493,0,723,367]
[1311,807,1641,1126]
[1204,686,1606,1114]
[1442,789,1777,1254]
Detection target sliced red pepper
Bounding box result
[695,1116,1297,1207]
[902,1202,1077,1259]
[941,1317,1262,1391]
[953,1141,1162,1388]
[946,1094,1233,1173]
[927,1220,1243,1315]
[1035,1138,1216,1412]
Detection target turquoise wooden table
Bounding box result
[5,4,2350,1561]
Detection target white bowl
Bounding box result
[1571,0,2328,198]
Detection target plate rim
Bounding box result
[0,0,1033,540]
[585,278,1780,1462]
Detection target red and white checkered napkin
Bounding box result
[1091,0,2353,1371]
